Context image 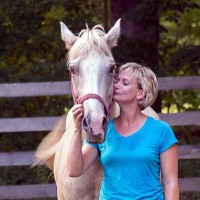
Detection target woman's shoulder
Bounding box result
[147,117,176,143]
[147,116,172,130]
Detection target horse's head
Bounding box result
[60,19,121,143]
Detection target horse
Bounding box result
[34,19,159,200]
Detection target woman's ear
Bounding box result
[136,90,146,100]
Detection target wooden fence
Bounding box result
[0,76,200,199]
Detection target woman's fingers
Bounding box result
[72,104,82,112]
[72,104,83,117]
[72,104,84,129]
[76,111,83,121]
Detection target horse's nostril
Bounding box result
[82,117,88,128]
[82,117,91,133]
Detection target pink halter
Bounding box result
[70,78,113,118]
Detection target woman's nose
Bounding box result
[114,82,119,89]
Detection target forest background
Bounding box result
[0,0,200,199]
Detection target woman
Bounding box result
[67,62,179,200]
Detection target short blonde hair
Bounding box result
[118,62,158,109]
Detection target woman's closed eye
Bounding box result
[113,76,119,83]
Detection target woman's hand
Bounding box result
[71,104,84,131]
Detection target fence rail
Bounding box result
[0,76,200,98]
[0,111,199,134]
[1,177,200,199]
[0,144,200,167]
[0,76,200,199]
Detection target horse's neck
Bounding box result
[110,102,159,120]
[142,106,160,120]
[110,102,120,119]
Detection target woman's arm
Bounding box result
[161,144,179,200]
[66,104,98,177]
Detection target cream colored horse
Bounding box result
[35,19,159,200]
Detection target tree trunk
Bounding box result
[110,0,161,112]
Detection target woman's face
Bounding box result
[113,68,141,104]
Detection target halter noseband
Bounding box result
[71,78,112,118]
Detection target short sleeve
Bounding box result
[159,122,178,154]
[83,139,100,153]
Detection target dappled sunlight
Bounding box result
[162,104,179,113]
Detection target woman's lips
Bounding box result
[113,91,120,95]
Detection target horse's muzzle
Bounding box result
[82,116,108,144]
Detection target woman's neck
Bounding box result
[117,102,146,125]
[114,103,147,136]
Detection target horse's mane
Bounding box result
[67,24,112,64]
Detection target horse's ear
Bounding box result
[105,19,121,49]
[60,22,77,50]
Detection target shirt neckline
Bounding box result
[111,116,150,138]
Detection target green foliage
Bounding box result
[179,159,200,177]
[159,0,200,75]
[180,192,200,200]
[161,90,200,112]
[0,96,72,118]
[0,0,104,83]
[0,166,54,185]
[167,46,200,75]
[159,0,198,23]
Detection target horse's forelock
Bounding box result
[67,25,111,64]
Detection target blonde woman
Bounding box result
[68,62,179,200]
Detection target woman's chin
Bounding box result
[112,96,119,102]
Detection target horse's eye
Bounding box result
[69,68,76,75]
[109,64,116,74]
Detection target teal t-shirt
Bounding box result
[86,117,178,200]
